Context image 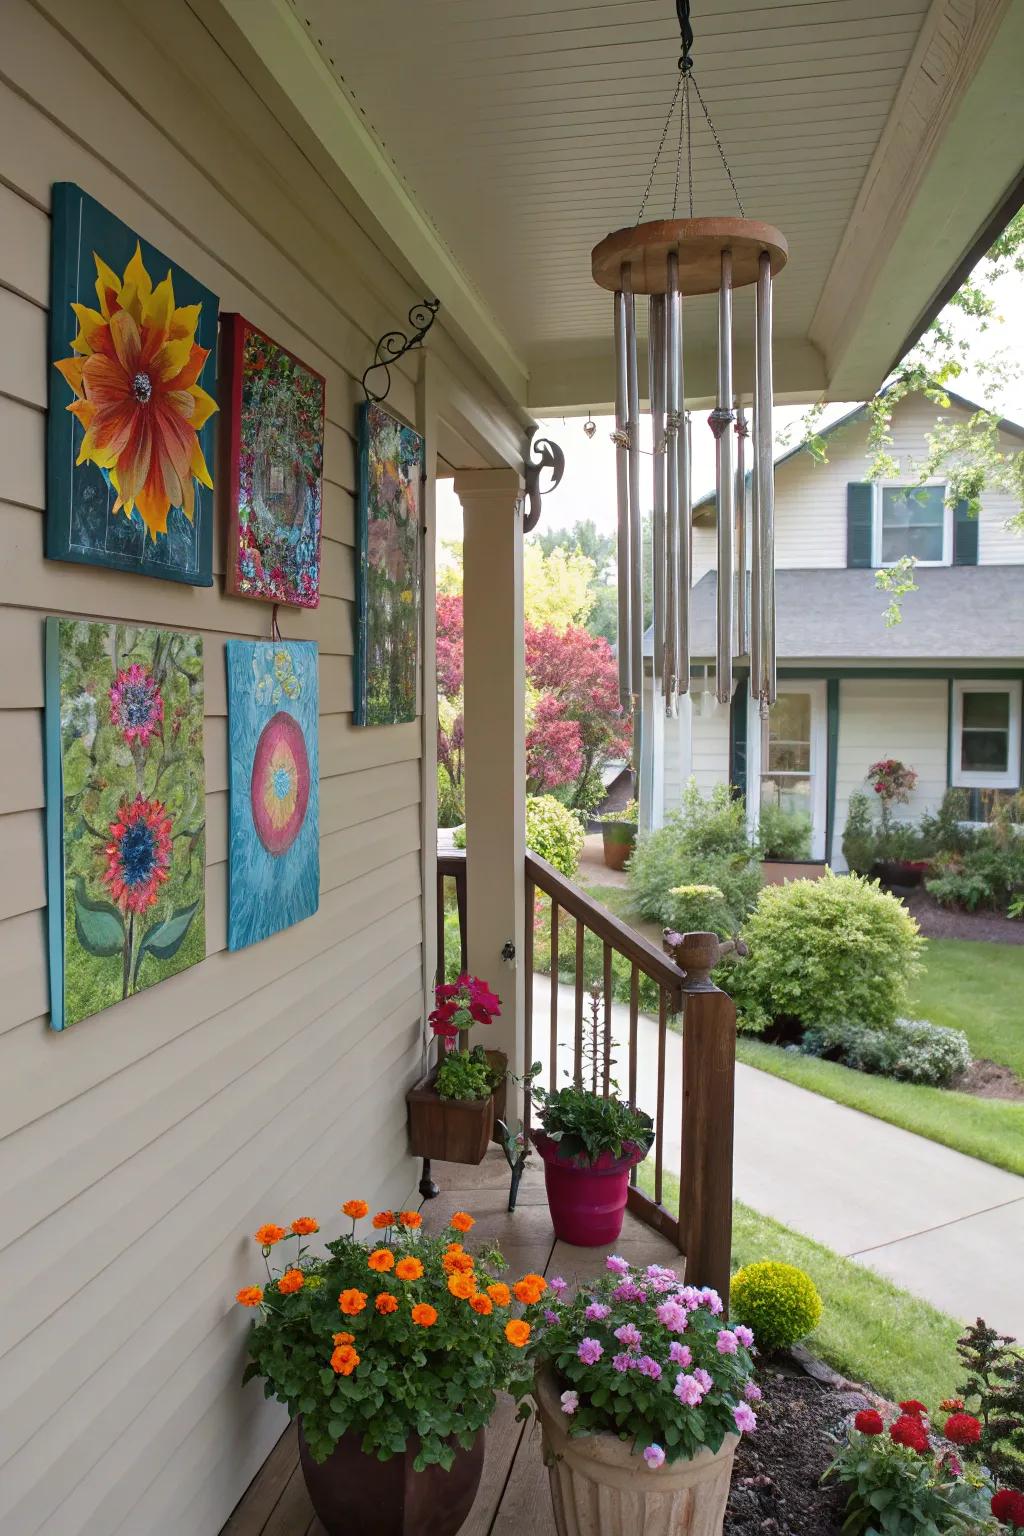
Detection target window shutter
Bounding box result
[730,684,747,799]
[846,483,873,567]
[953,498,979,565]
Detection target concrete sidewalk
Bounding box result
[531,976,1024,1337]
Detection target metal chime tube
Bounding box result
[649,294,668,690]
[754,250,776,707]
[613,287,631,710]
[623,265,644,779]
[735,406,748,658]
[714,250,735,703]
[749,391,762,701]
[678,410,691,694]
[664,253,682,711]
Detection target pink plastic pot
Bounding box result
[533,1130,650,1246]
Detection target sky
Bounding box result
[437,266,1024,550]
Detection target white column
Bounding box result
[455,467,526,1069]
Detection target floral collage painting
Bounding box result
[221,315,325,608]
[45,618,206,1031]
[355,401,424,726]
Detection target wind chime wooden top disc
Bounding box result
[592,217,788,295]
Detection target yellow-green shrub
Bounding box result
[731,1260,824,1353]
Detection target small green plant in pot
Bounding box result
[600,798,638,871]
[530,1079,653,1246]
[406,974,504,1165]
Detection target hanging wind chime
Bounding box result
[592,0,788,788]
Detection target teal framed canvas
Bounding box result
[47,182,219,584]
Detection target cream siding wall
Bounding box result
[688,703,733,800]
[0,3,521,1534]
[831,679,949,868]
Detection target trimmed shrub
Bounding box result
[731,1260,824,1354]
[802,1017,972,1088]
[758,804,812,861]
[525,794,585,877]
[628,781,759,931]
[841,791,877,876]
[727,872,924,1037]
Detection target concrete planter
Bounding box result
[534,1367,738,1536]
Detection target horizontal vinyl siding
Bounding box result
[689,704,732,798]
[0,2,517,1533]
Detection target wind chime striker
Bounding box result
[592,1,788,791]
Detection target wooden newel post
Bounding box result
[664,929,740,1308]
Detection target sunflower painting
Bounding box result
[47,183,219,584]
[226,640,319,951]
[44,618,206,1031]
[355,402,424,725]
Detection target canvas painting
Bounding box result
[45,618,206,1031]
[221,315,325,608]
[226,640,319,950]
[355,401,424,725]
[47,182,219,585]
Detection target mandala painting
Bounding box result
[45,618,206,1031]
[47,183,218,584]
[355,401,424,725]
[221,315,325,608]
[226,640,319,950]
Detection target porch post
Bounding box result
[455,468,526,1071]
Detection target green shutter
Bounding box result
[825,679,840,865]
[846,483,873,567]
[730,685,747,800]
[953,498,979,565]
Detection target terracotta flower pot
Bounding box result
[534,1367,738,1536]
[601,821,637,871]
[533,1130,650,1247]
[298,1418,484,1536]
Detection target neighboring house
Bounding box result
[644,391,1024,865]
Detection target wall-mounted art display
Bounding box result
[355,401,424,725]
[226,640,319,950]
[45,617,206,1031]
[48,182,219,585]
[221,315,325,608]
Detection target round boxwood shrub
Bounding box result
[452,794,585,879]
[731,1260,823,1354]
[727,872,923,1036]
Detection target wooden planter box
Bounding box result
[761,858,827,886]
[407,1071,494,1165]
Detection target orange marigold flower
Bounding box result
[505,1319,531,1348]
[372,1210,395,1230]
[447,1272,476,1300]
[277,1269,304,1295]
[290,1217,319,1237]
[339,1288,368,1315]
[368,1248,396,1273]
[331,1344,360,1376]
[397,1210,423,1229]
[342,1200,369,1220]
[487,1283,511,1307]
[411,1303,438,1327]
[443,1250,475,1275]
[254,1224,286,1247]
[395,1257,424,1281]
[470,1294,494,1316]
[450,1212,475,1233]
[333,1331,355,1345]
[236,1286,264,1307]
[513,1274,548,1305]
[375,1292,399,1315]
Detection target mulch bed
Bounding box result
[954,1056,1024,1101]
[899,889,1024,945]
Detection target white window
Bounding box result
[755,681,827,859]
[952,680,1022,790]
[872,482,950,567]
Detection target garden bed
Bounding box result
[901,889,1024,945]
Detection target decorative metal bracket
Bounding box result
[522,428,565,532]
[362,298,440,404]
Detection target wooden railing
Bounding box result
[436,849,467,983]
[438,844,738,1300]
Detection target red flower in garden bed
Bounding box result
[853,1409,883,1436]
[943,1411,982,1446]
[889,1412,930,1453]
[993,1489,1024,1529]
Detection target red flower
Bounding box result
[102,796,173,913]
[992,1489,1024,1528]
[898,1400,929,1416]
[854,1409,884,1436]
[890,1414,930,1453]
[943,1412,982,1447]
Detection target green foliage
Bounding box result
[727,874,924,1037]
[801,1017,972,1088]
[757,804,812,861]
[957,1319,1024,1491]
[549,768,606,819]
[663,884,731,939]
[601,798,638,825]
[628,782,759,932]
[436,764,465,828]
[532,1082,653,1166]
[842,792,878,876]
[525,794,585,878]
[927,831,1024,916]
[823,1428,998,1535]
[434,1045,494,1102]
[730,1260,823,1354]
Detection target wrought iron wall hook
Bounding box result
[362,298,440,404]
[522,427,565,533]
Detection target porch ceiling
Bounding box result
[204,0,1023,413]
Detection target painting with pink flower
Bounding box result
[355,401,424,725]
[45,617,205,1030]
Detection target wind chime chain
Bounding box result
[672,65,686,219]
[635,68,684,225]
[685,71,694,218]
[689,72,745,217]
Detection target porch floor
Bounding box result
[221,1149,681,1536]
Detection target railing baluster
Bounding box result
[655,986,667,1208]
[573,921,585,1087]
[602,941,612,1097]
[456,863,468,976]
[549,901,560,1092]
[524,868,534,1141]
[628,963,639,1187]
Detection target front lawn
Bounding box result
[909,937,1024,1077]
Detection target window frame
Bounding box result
[951,679,1022,790]
[871,479,951,569]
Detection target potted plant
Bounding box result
[530,1081,654,1246]
[524,1256,758,1535]
[600,799,638,871]
[407,973,505,1165]
[756,804,823,885]
[235,1203,536,1536]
